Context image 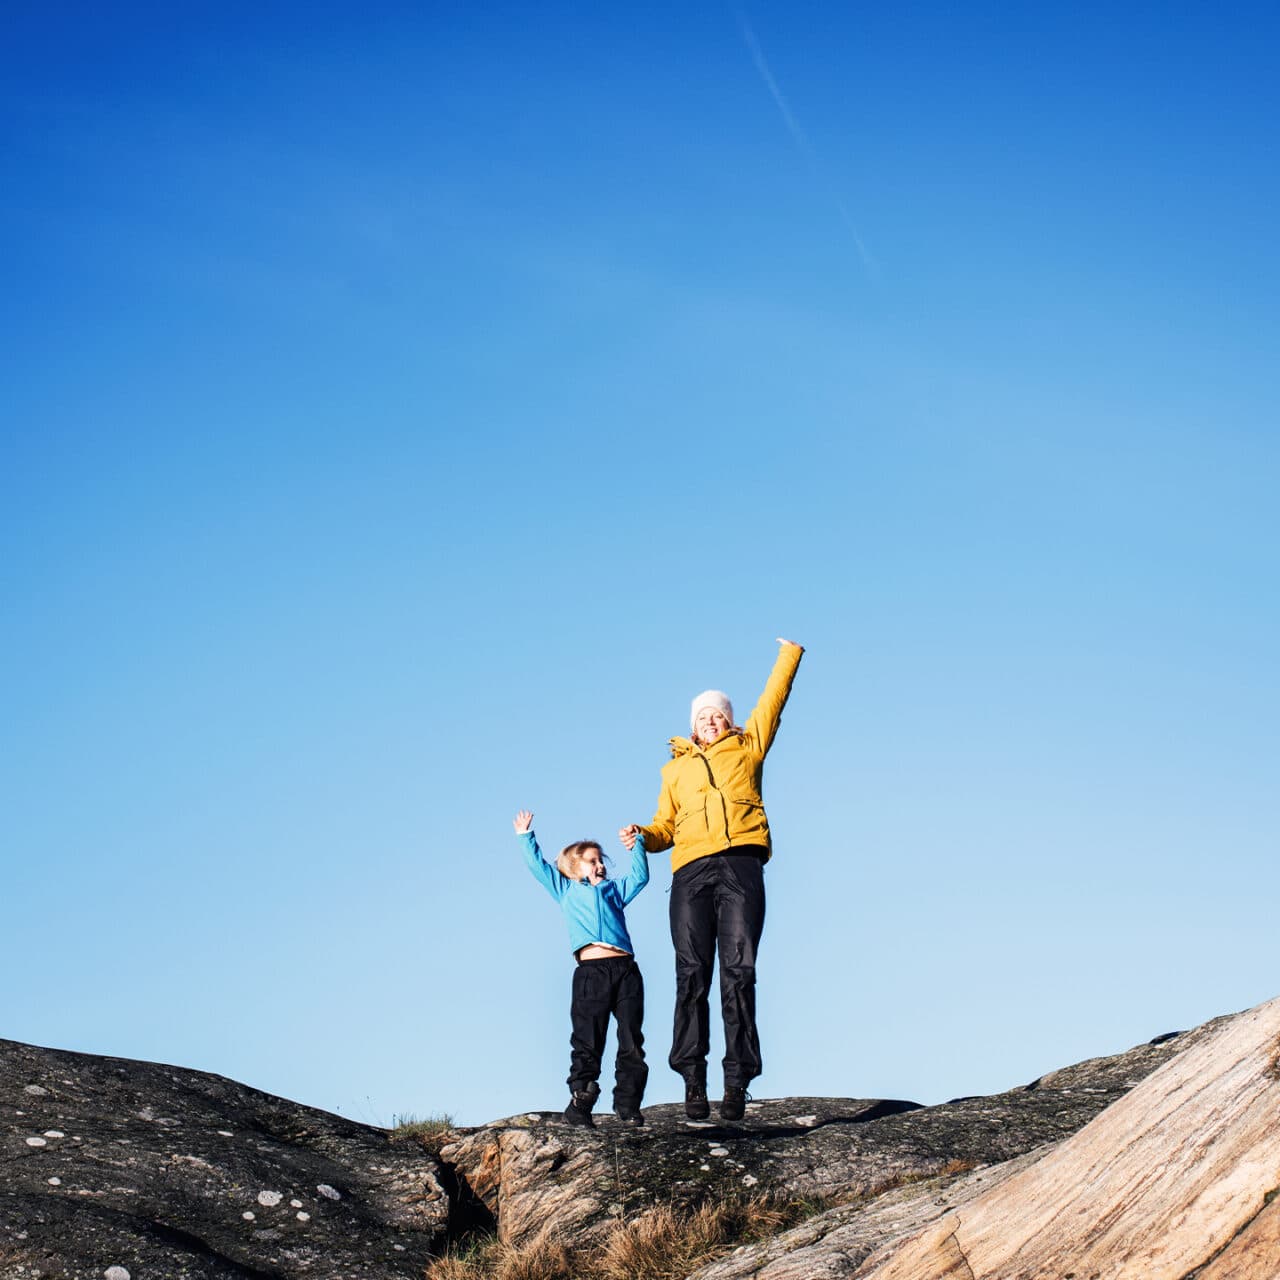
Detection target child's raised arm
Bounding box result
[515,809,569,900]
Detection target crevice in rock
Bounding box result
[947,1223,977,1280]
[1174,1183,1280,1280]
[432,1152,498,1247]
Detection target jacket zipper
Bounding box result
[696,750,731,846]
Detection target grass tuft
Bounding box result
[429,1231,573,1280]
[389,1112,457,1153]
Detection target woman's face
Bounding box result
[694,707,731,745]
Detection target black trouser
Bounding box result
[668,850,767,1089]
[568,954,648,1108]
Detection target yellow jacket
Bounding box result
[638,643,804,874]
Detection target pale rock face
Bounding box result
[851,996,1280,1280]
[693,996,1280,1280]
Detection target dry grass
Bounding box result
[428,1231,573,1280]
[425,1193,829,1280]
[389,1112,457,1153]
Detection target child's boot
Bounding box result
[564,1081,600,1128]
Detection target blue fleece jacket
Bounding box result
[519,830,649,955]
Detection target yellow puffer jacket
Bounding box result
[638,642,803,874]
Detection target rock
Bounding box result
[4,1002,1266,1278]
[850,994,1280,1279]
[691,997,1280,1279]
[0,1037,449,1278]
[440,1017,1220,1251]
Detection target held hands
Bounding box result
[513,809,533,834]
[618,824,639,851]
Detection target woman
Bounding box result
[620,637,804,1121]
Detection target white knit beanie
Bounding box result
[690,689,734,734]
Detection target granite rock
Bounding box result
[1,1039,449,1279]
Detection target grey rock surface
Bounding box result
[1,1038,449,1279]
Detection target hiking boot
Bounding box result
[684,1078,710,1120]
[563,1081,600,1128]
[614,1101,645,1126]
[720,1086,749,1122]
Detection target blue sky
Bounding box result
[3,2,1277,1127]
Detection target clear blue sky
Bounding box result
[3,2,1277,1127]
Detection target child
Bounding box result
[513,808,649,1127]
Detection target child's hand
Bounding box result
[513,810,534,834]
[618,824,639,850]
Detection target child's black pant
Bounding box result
[569,954,647,1108]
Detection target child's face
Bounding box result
[578,847,606,885]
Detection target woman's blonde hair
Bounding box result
[557,840,606,880]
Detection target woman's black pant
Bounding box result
[568,954,648,1107]
[668,850,766,1089]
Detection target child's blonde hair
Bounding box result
[557,840,605,880]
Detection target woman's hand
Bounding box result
[513,809,534,834]
[618,824,639,850]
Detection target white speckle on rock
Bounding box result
[709,1145,729,1157]
[296,1211,311,1222]
[316,1183,341,1200]
[789,1115,818,1127]
[104,1268,131,1280]
[742,1174,759,1187]
[24,1085,49,1097]
[700,1162,711,1171]
[393,1245,406,1252]
[242,1211,255,1221]
[257,1190,283,1207]
[44,1130,65,1139]
[26,1137,47,1147]
[290,1198,303,1208]
[217,1130,234,1137]
[47,1177,62,1186]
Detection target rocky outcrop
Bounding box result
[5,1000,1275,1279]
[438,1016,1221,1250]
[1,1038,448,1279]
[692,996,1280,1279]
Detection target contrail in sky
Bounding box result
[737,13,878,277]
